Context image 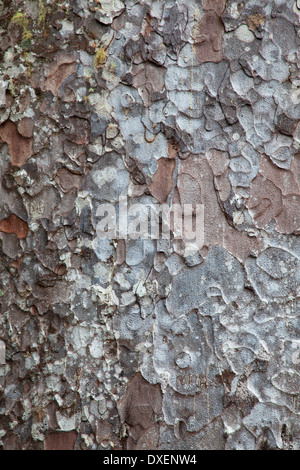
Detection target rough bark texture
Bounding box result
[0,0,300,450]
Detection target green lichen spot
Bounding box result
[11,12,28,27]
[94,46,107,69]
[38,3,48,27]
[9,81,15,97]
[110,61,116,73]
[10,11,32,42]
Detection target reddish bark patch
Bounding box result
[259,154,300,197]
[193,11,223,64]
[65,117,91,145]
[2,433,22,450]
[41,53,76,98]
[132,62,166,106]
[44,431,77,450]
[0,120,33,167]
[148,158,176,203]
[176,156,256,262]
[168,140,179,159]
[56,168,82,192]
[96,420,112,445]
[203,0,226,15]
[117,239,126,265]
[0,214,29,239]
[118,373,162,450]
[247,155,300,234]
[17,117,34,139]
[247,174,283,228]
[276,195,300,234]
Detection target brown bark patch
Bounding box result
[246,14,266,31]
[41,53,76,97]
[148,158,176,203]
[0,213,29,239]
[193,11,223,64]
[17,117,34,138]
[0,120,33,167]
[132,62,166,106]
[118,373,162,449]
[203,0,226,16]
[44,431,77,450]
[56,168,82,192]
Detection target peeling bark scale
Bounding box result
[0,0,299,451]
